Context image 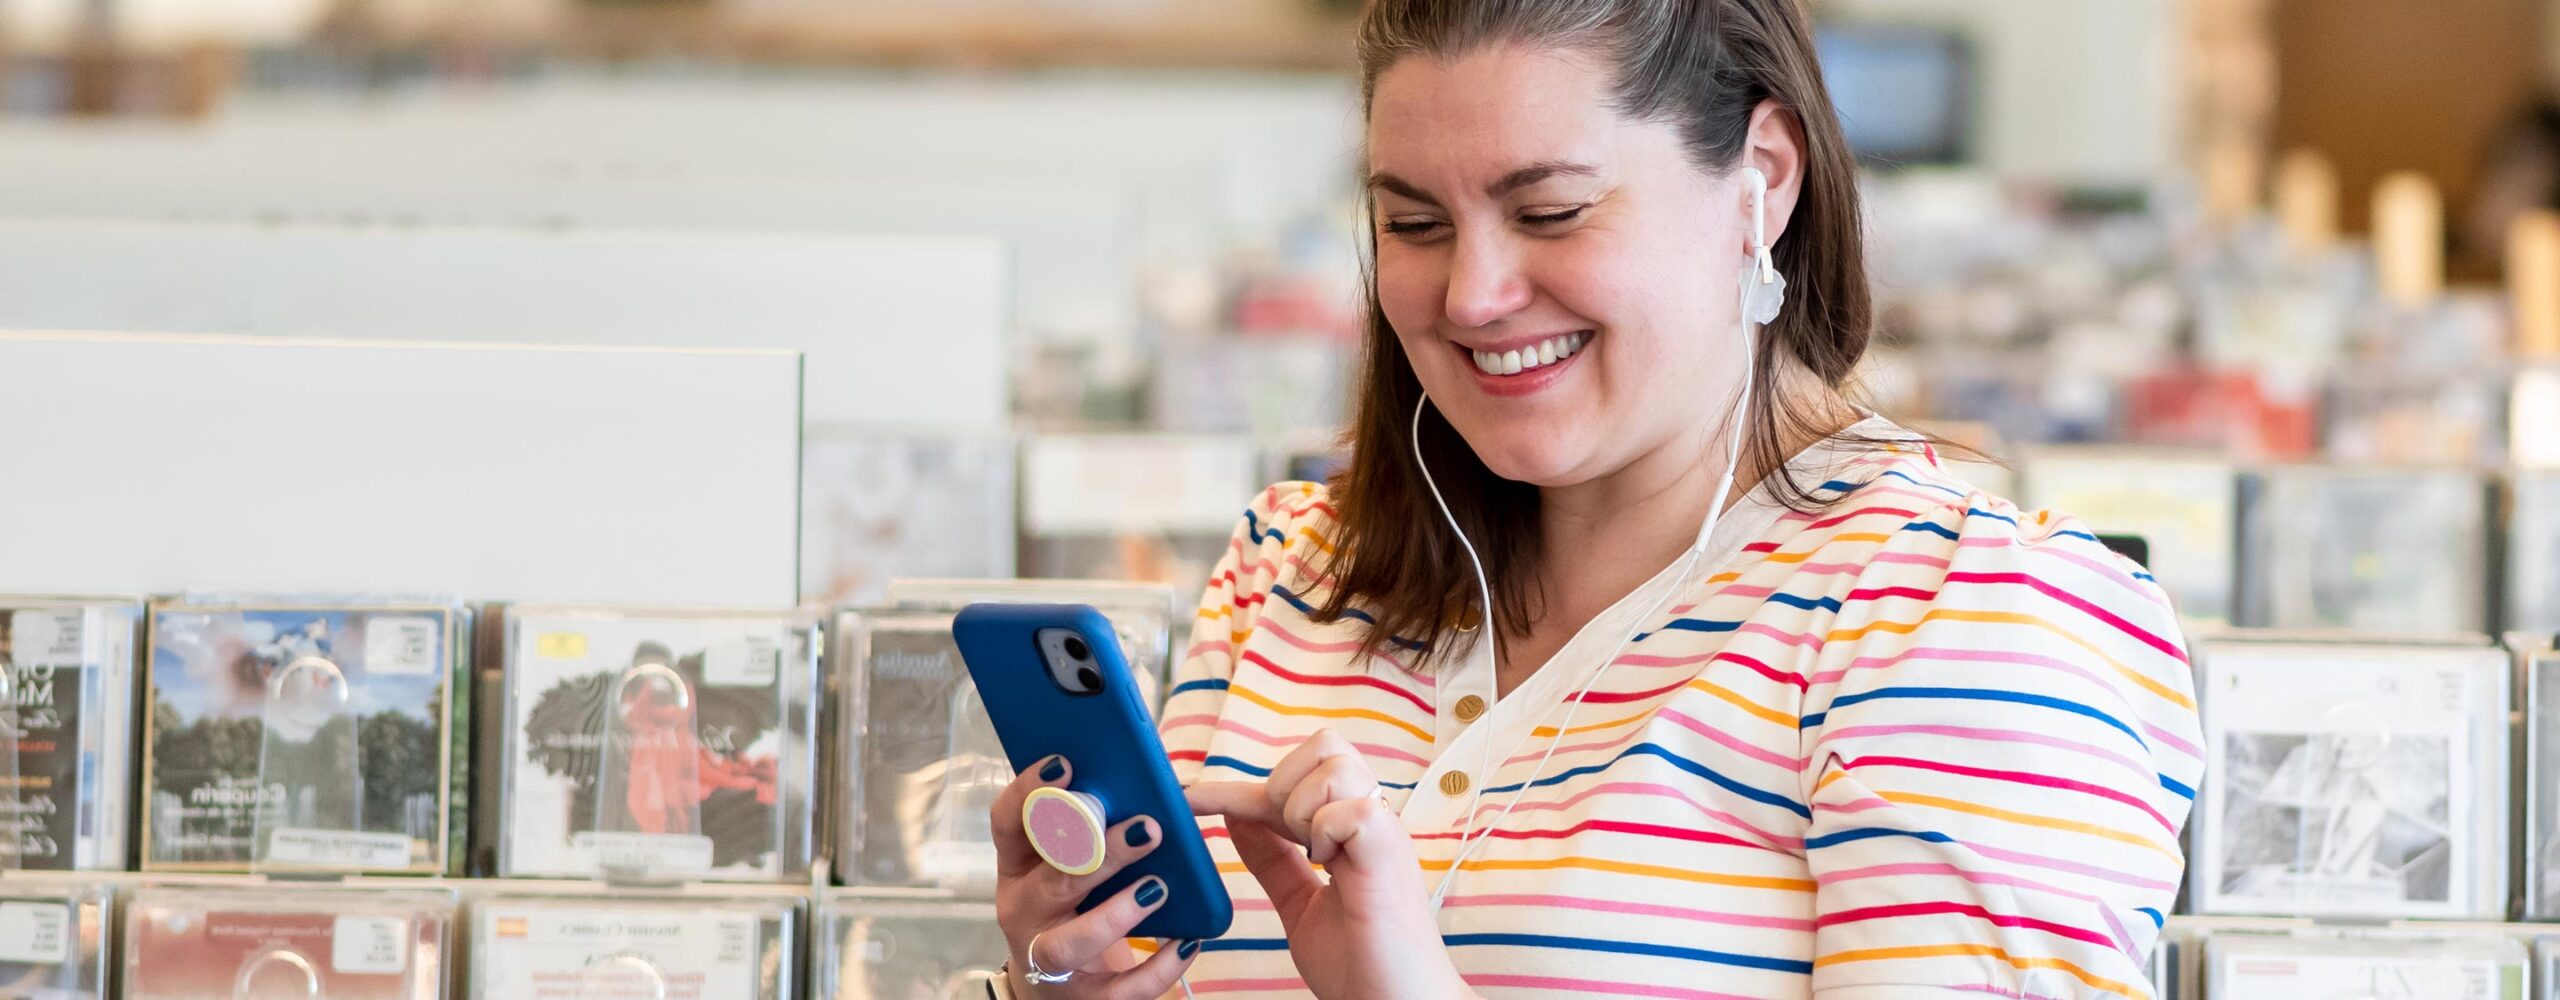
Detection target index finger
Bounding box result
[1186,780,1286,831]
[991,754,1071,877]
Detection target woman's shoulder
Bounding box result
[1232,480,1342,546]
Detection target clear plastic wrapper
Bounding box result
[2203,927,2525,998]
[818,893,1005,1000]
[2237,466,2491,632]
[141,597,467,874]
[0,598,138,871]
[495,605,820,882]
[2514,471,2560,637]
[2018,449,2237,623]
[123,885,454,999]
[467,891,801,1000]
[2192,638,2510,919]
[0,880,111,998]
[801,432,1017,607]
[2536,935,2560,1000]
[2521,637,2560,919]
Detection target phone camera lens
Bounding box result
[1075,666,1102,691]
[1063,635,1091,661]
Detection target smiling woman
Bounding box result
[979,2,2202,999]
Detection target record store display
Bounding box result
[2145,936,2181,1000]
[2203,928,2526,999]
[2515,471,2560,637]
[2537,936,2560,1000]
[879,579,1177,697]
[801,433,1018,607]
[2523,637,2560,919]
[819,894,1006,1000]
[141,598,466,874]
[0,881,110,998]
[122,886,454,999]
[467,892,801,1000]
[2018,448,2237,623]
[2237,466,2491,632]
[0,598,139,871]
[2193,639,2510,919]
[495,606,820,882]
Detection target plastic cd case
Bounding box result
[834,581,1175,894]
[494,605,820,882]
[2145,935,2181,1000]
[2514,471,2560,637]
[140,597,468,874]
[2018,448,2237,624]
[467,891,800,1000]
[2236,466,2491,632]
[2204,928,2526,998]
[2537,936,2560,1000]
[0,881,111,997]
[0,598,140,871]
[819,893,1006,1000]
[801,432,1018,608]
[123,885,455,999]
[2192,638,2511,919]
[2521,637,2560,919]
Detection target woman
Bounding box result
[987,0,2202,997]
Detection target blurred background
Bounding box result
[2,0,2555,639]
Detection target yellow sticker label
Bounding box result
[535,632,588,660]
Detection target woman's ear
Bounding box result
[1742,98,1808,250]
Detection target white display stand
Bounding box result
[0,330,801,606]
[0,220,1009,431]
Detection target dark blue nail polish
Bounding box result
[1038,756,1066,782]
[1135,879,1166,907]
[1177,939,1202,958]
[1125,822,1154,848]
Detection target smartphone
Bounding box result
[952,602,1233,940]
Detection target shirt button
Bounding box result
[1439,771,1470,797]
[1453,695,1486,723]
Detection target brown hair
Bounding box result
[1313,0,1874,668]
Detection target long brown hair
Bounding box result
[1313,0,1874,669]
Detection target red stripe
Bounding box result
[1943,571,2186,663]
[1240,649,1435,716]
[1409,819,1760,851]
[1804,505,1921,531]
[1569,675,1690,705]
[1818,901,2116,950]
[1843,755,2175,833]
[1712,651,1810,692]
[1840,585,1941,604]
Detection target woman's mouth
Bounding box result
[1467,330,1590,376]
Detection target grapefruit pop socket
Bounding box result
[1022,785,1111,876]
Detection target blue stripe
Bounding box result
[1633,616,1743,643]
[1902,519,1962,541]
[1170,678,1229,697]
[1240,508,1284,545]
[2134,571,2158,582]
[1801,686,2147,750]
[1478,742,1808,819]
[1880,469,1966,498]
[1804,826,1959,850]
[2158,774,2195,801]
[1203,755,1413,790]
[1443,933,1814,975]
[1765,592,1843,613]
[2135,907,2164,930]
[1272,585,1426,651]
[2056,529,2100,543]
[1966,506,2018,526]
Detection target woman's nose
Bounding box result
[1443,233,1534,330]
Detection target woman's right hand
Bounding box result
[991,754,1202,999]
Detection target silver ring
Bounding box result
[1021,933,1074,986]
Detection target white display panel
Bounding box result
[0,220,1008,430]
[0,331,800,606]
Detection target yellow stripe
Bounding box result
[1198,606,1233,621]
[1879,791,2175,859]
[1531,709,1652,739]
[1816,945,2141,998]
[1228,684,1432,743]
[1753,532,1892,566]
[1685,678,1796,729]
[1825,608,2196,711]
[1415,856,1816,893]
[1295,526,1336,554]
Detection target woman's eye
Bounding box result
[1380,218,1445,237]
[1521,206,1585,226]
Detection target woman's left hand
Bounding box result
[1185,728,1473,1000]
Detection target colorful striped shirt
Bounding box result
[1159,420,2203,999]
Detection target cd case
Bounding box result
[141,598,467,874]
[0,881,111,998]
[122,886,454,999]
[819,893,1006,1000]
[2145,935,2181,1000]
[1,598,140,871]
[467,891,800,1000]
[2521,637,2560,919]
[2514,471,2560,637]
[495,606,820,882]
[2204,928,2525,999]
[834,582,1175,894]
[2192,638,2511,919]
[2236,466,2492,632]
[2018,448,2237,624]
[2538,935,2560,1000]
[801,432,1018,608]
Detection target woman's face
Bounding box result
[1368,43,1758,489]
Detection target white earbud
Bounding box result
[1739,166,1786,326]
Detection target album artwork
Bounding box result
[2513,472,2560,636]
[800,433,1016,607]
[142,602,459,873]
[499,609,816,881]
[835,606,1010,894]
[0,600,138,871]
[821,896,1006,1000]
[470,896,797,1000]
[2525,647,2560,919]
[123,890,449,1000]
[2206,930,2522,999]
[2243,468,2489,632]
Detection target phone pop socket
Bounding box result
[1023,786,1111,876]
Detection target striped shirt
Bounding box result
[1159,420,2203,999]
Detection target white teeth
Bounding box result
[1470,332,1591,375]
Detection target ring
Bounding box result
[1021,933,1074,985]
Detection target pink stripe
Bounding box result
[1213,718,1429,767]
[1943,570,2187,665]
[1441,893,1816,932]
[1806,806,2176,891]
[2142,722,2202,760]
[1459,780,1803,852]
[1462,975,1767,1000]
[1812,723,2149,783]
[1651,708,1800,770]
[1160,713,1221,731]
[1190,978,1312,994]
[1737,622,1824,649]
[1258,617,1364,654]
[1182,639,1231,661]
[1816,860,2139,953]
[1810,646,2116,708]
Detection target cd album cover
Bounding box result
[499,608,817,881]
[123,889,451,1000]
[2538,936,2560,1000]
[2527,644,2560,919]
[2145,936,2181,1000]
[0,599,139,871]
[801,433,1016,607]
[821,896,1006,1000]
[0,883,111,998]
[834,606,1011,894]
[2514,472,2560,637]
[469,895,797,1000]
[142,601,461,873]
[2194,641,2508,919]
[2239,467,2489,632]
[2205,929,2523,999]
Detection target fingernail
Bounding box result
[1038,756,1066,782]
[1124,821,1155,848]
[1135,878,1166,907]
[1177,939,1202,958]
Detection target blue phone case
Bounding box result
[952,602,1233,940]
